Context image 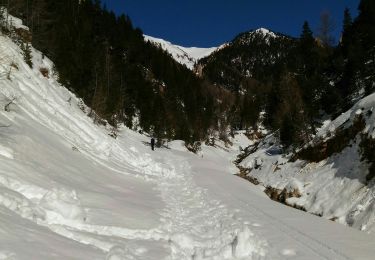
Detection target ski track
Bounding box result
[240,199,350,260]
[0,145,267,259]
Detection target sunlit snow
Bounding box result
[1,18,375,260]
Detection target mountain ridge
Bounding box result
[143,27,281,70]
[143,35,222,70]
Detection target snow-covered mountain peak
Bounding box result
[234,27,280,46]
[144,35,221,70]
[254,27,277,38]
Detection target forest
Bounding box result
[1,0,374,150]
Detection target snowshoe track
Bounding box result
[157,158,267,259]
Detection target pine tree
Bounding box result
[355,0,375,94]
[300,21,314,50]
[340,8,353,56]
[343,8,352,34]
[21,42,33,68]
[297,22,319,118]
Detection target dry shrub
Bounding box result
[39,67,49,78]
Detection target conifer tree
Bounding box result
[297,22,318,117]
[340,8,353,56]
[21,42,33,68]
[355,0,375,94]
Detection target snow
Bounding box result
[236,27,279,46]
[254,28,277,38]
[240,94,375,234]
[316,92,375,139]
[0,144,13,159]
[1,19,375,259]
[144,35,220,70]
[0,8,28,30]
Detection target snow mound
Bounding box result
[39,188,86,223]
[284,178,304,194]
[106,246,129,260]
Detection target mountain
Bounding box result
[1,19,375,259]
[2,1,375,258]
[198,27,296,92]
[144,35,221,70]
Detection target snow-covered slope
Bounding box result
[238,93,375,234]
[1,23,375,259]
[144,35,220,70]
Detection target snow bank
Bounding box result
[317,92,375,139]
[39,188,86,223]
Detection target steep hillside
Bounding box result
[237,92,375,233]
[3,0,221,144]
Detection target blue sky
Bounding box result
[102,0,360,47]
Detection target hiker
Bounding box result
[151,137,155,151]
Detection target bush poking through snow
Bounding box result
[185,141,201,153]
[39,67,49,78]
[264,184,302,206]
[14,27,32,42]
[3,94,17,112]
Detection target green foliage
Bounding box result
[4,0,219,144]
[21,42,33,68]
[3,0,375,150]
[336,0,375,102]
[359,135,375,183]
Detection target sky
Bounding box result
[102,0,360,47]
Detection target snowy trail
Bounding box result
[154,155,267,259]
[235,195,349,260]
[190,154,375,260]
